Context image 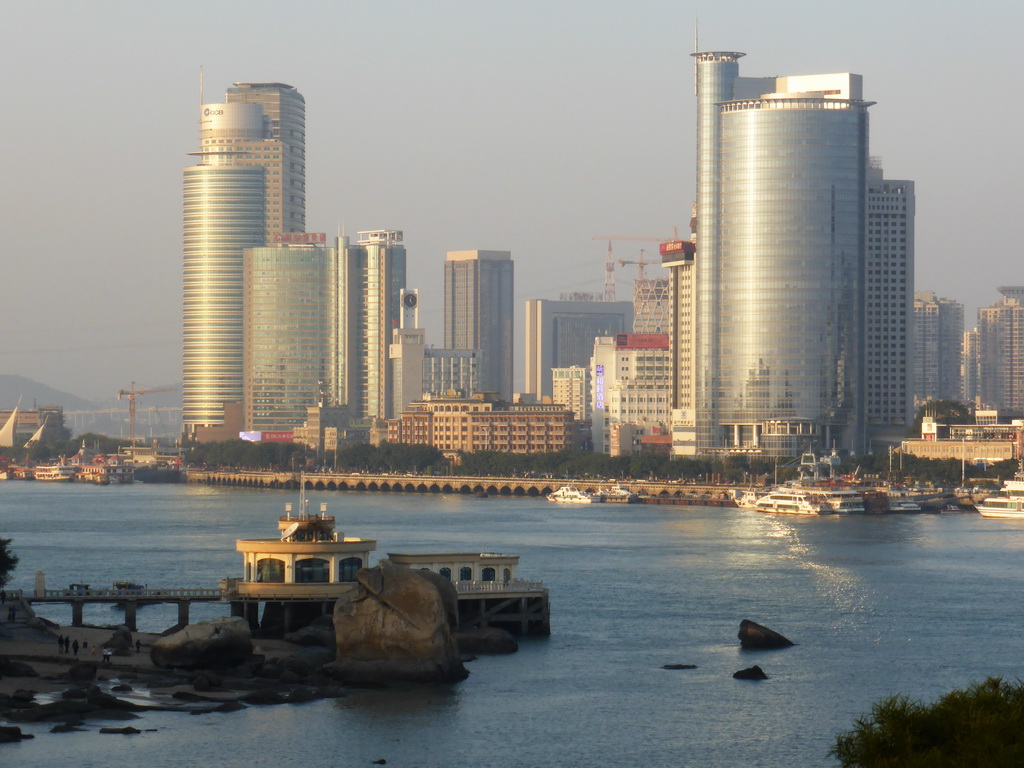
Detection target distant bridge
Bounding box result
[186,469,736,503]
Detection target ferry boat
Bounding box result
[601,486,639,504]
[34,464,78,482]
[548,486,598,504]
[736,490,767,509]
[753,489,825,515]
[797,487,866,514]
[976,476,1024,519]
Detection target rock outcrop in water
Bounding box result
[733,665,768,680]
[150,617,253,669]
[738,619,794,650]
[325,560,468,684]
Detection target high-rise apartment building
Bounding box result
[864,165,915,446]
[336,231,407,421]
[524,299,633,398]
[552,367,591,422]
[183,82,305,438]
[962,328,980,405]
[443,250,514,400]
[913,290,963,406]
[684,52,870,457]
[977,287,1024,412]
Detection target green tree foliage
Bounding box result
[832,678,1024,767]
[908,400,974,437]
[185,440,309,470]
[0,537,19,588]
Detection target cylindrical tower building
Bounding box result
[688,52,870,456]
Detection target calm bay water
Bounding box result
[3,481,1024,767]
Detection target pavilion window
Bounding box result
[256,558,285,583]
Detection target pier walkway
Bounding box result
[22,581,550,636]
[28,587,222,632]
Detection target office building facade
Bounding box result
[183,82,306,437]
[444,250,514,400]
[688,52,870,456]
[243,240,334,431]
[864,166,915,445]
[524,298,633,398]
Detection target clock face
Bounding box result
[403,293,418,309]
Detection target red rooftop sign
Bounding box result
[615,333,669,350]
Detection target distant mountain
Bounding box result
[0,375,98,411]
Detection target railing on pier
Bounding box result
[454,580,546,594]
[36,587,222,602]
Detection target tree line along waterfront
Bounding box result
[18,435,1008,488]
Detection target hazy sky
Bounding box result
[2,1,1020,400]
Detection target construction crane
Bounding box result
[592,234,675,301]
[617,249,655,281]
[117,382,178,446]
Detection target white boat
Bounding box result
[602,486,638,503]
[736,490,767,509]
[548,486,598,504]
[753,489,825,515]
[890,500,923,513]
[976,476,1024,519]
[801,487,866,514]
[34,464,78,482]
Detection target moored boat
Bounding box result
[753,489,825,515]
[602,486,638,503]
[548,486,599,504]
[33,464,78,482]
[976,476,1024,519]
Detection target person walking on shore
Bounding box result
[102,647,112,664]
[63,636,70,654]
[57,634,64,653]
[72,639,79,656]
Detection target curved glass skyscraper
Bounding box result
[182,83,305,437]
[687,53,870,456]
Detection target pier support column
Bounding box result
[71,601,83,627]
[123,602,138,632]
[177,601,190,627]
[283,603,295,633]
[243,602,259,631]
[230,601,244,618]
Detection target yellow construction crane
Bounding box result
[117,382,178,445]
[592,234,675,300]
[617,249,656,281]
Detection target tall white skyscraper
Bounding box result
[183,82,305,438]
[684,52,871,457]
[336,231,407,421]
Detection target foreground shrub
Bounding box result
[832,678,1024,767]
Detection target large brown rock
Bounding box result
[150,617,253,670]
[325,560,468,684]
[738,619,794,650]
[103,627,134,656]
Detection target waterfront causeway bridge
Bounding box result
[21,581,549,636]
[27,586,222,632]
[187,470,733,502]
